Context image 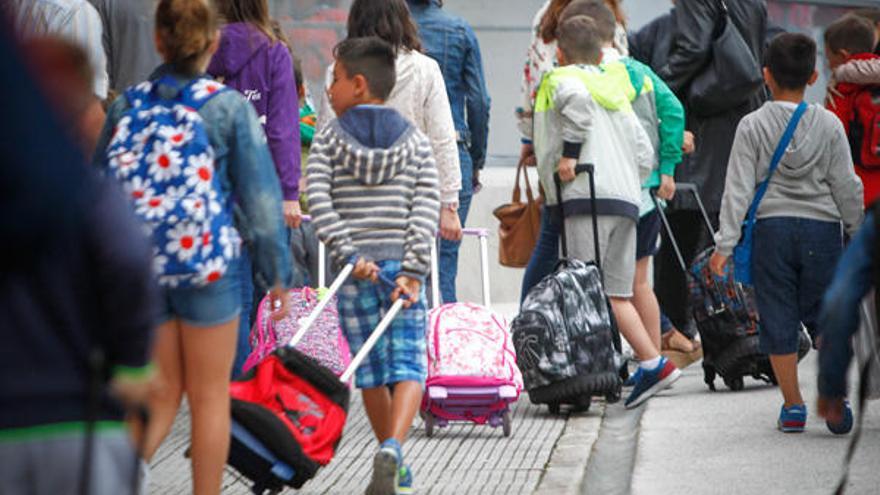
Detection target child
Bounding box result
[558,1,699,372]
[533,15,681,409]
[307,37,440,495]
[93,0,293,492]
[824,14,880,206]
[710,33,863,433]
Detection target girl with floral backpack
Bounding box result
[92,0,292,493]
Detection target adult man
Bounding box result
[88,0,162,92]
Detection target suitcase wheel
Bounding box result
[570,396,591,413]
[502,411,512,437]
[548,403,561,415]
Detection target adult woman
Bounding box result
[93,0,292,492]
[316,0,463,242]
[655,0,768,336]
[407,0,491,303]
[208,0,301,376]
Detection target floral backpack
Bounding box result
[105,76,241,288]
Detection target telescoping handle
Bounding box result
[649,183,715,275]
[429,228,493,309]
[339,274,409,384]
[554,163,601,273]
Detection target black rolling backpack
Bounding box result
[511,164,624,414]
[650,184,810,392]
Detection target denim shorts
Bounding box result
[752,217,842,355]
[636,210,662,260]
[337,260,428,389]
[159,255,243,327]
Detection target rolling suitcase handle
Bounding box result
[553,163,602,274]
[428,228,491,309]
[648,183,715,276]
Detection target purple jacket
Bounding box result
[208,22,301,200]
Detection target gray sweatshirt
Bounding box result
[715,101,864,256]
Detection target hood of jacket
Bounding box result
[536,64,634,114]
[752,101,830,180]
[209,23,270,78]
[333,105,415,186]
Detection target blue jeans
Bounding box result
[232,248,254,378]
[438,146,474,303]
[752,217,842,355]
[819,212,875,398]
[520,207,562,303]
[438,193,472,303]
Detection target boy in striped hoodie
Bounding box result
[307,37,439,495]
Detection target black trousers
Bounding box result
[654,209,719,337]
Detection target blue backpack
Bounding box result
[105,76,241,288]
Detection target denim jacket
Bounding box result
[92,65,292,290]
[409,0,491,177]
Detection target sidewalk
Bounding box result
[631,353,880,494]
[148,392,602,494]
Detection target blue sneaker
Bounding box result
[624,367,643,387]
[396,464,414,495]
[624,357,681,409]
[826,400,853,435]
[778,404,807,433]
[366,439,401,495]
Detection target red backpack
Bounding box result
[850,86,880,169]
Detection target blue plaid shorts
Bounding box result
[337,260,427,389]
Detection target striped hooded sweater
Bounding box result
[307,105,440,281]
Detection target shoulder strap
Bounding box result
[744,102,808,226]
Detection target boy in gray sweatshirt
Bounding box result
[306,37,440,494]
[710,34,863,434]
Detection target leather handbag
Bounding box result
[493,159,541,268]
[687,0,763,117]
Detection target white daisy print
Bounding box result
[131,124,158,153]
[110,116,132,146]
[175,105,201,124]
[158,125,193,148]
[146,141,182,181]
[108,150,140,178]
[184,153,215,194]
[166,222,201,262]
[134,81,152,94]
[219,225,241,258]
[136,193,173,220]
[125,176,153,202]
[181,196,207,221]
[191,79,223,100]
[196,257,227,285]
[152,253,169,276]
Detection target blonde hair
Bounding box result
[155,0,219,74]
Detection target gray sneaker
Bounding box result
[365,448,399,495]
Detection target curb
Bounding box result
[533,405,604,495]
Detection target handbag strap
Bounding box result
[743,101,808,227]
[512,158,536,204]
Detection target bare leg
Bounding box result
[142,320,184,461]
[632,258,661,353]
[362,387,393,442]
[181,318,238,495]
[389,381,423,444]
[769,354,803,407]
[610,297,660,362]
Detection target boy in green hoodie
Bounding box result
[532,15,682,409]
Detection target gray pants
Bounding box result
[0,430,137,495]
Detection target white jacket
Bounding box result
[317,49,461,204]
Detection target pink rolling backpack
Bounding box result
[422,229,523,437]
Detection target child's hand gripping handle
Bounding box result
[339,272,411,384]
[285,256,358,348]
